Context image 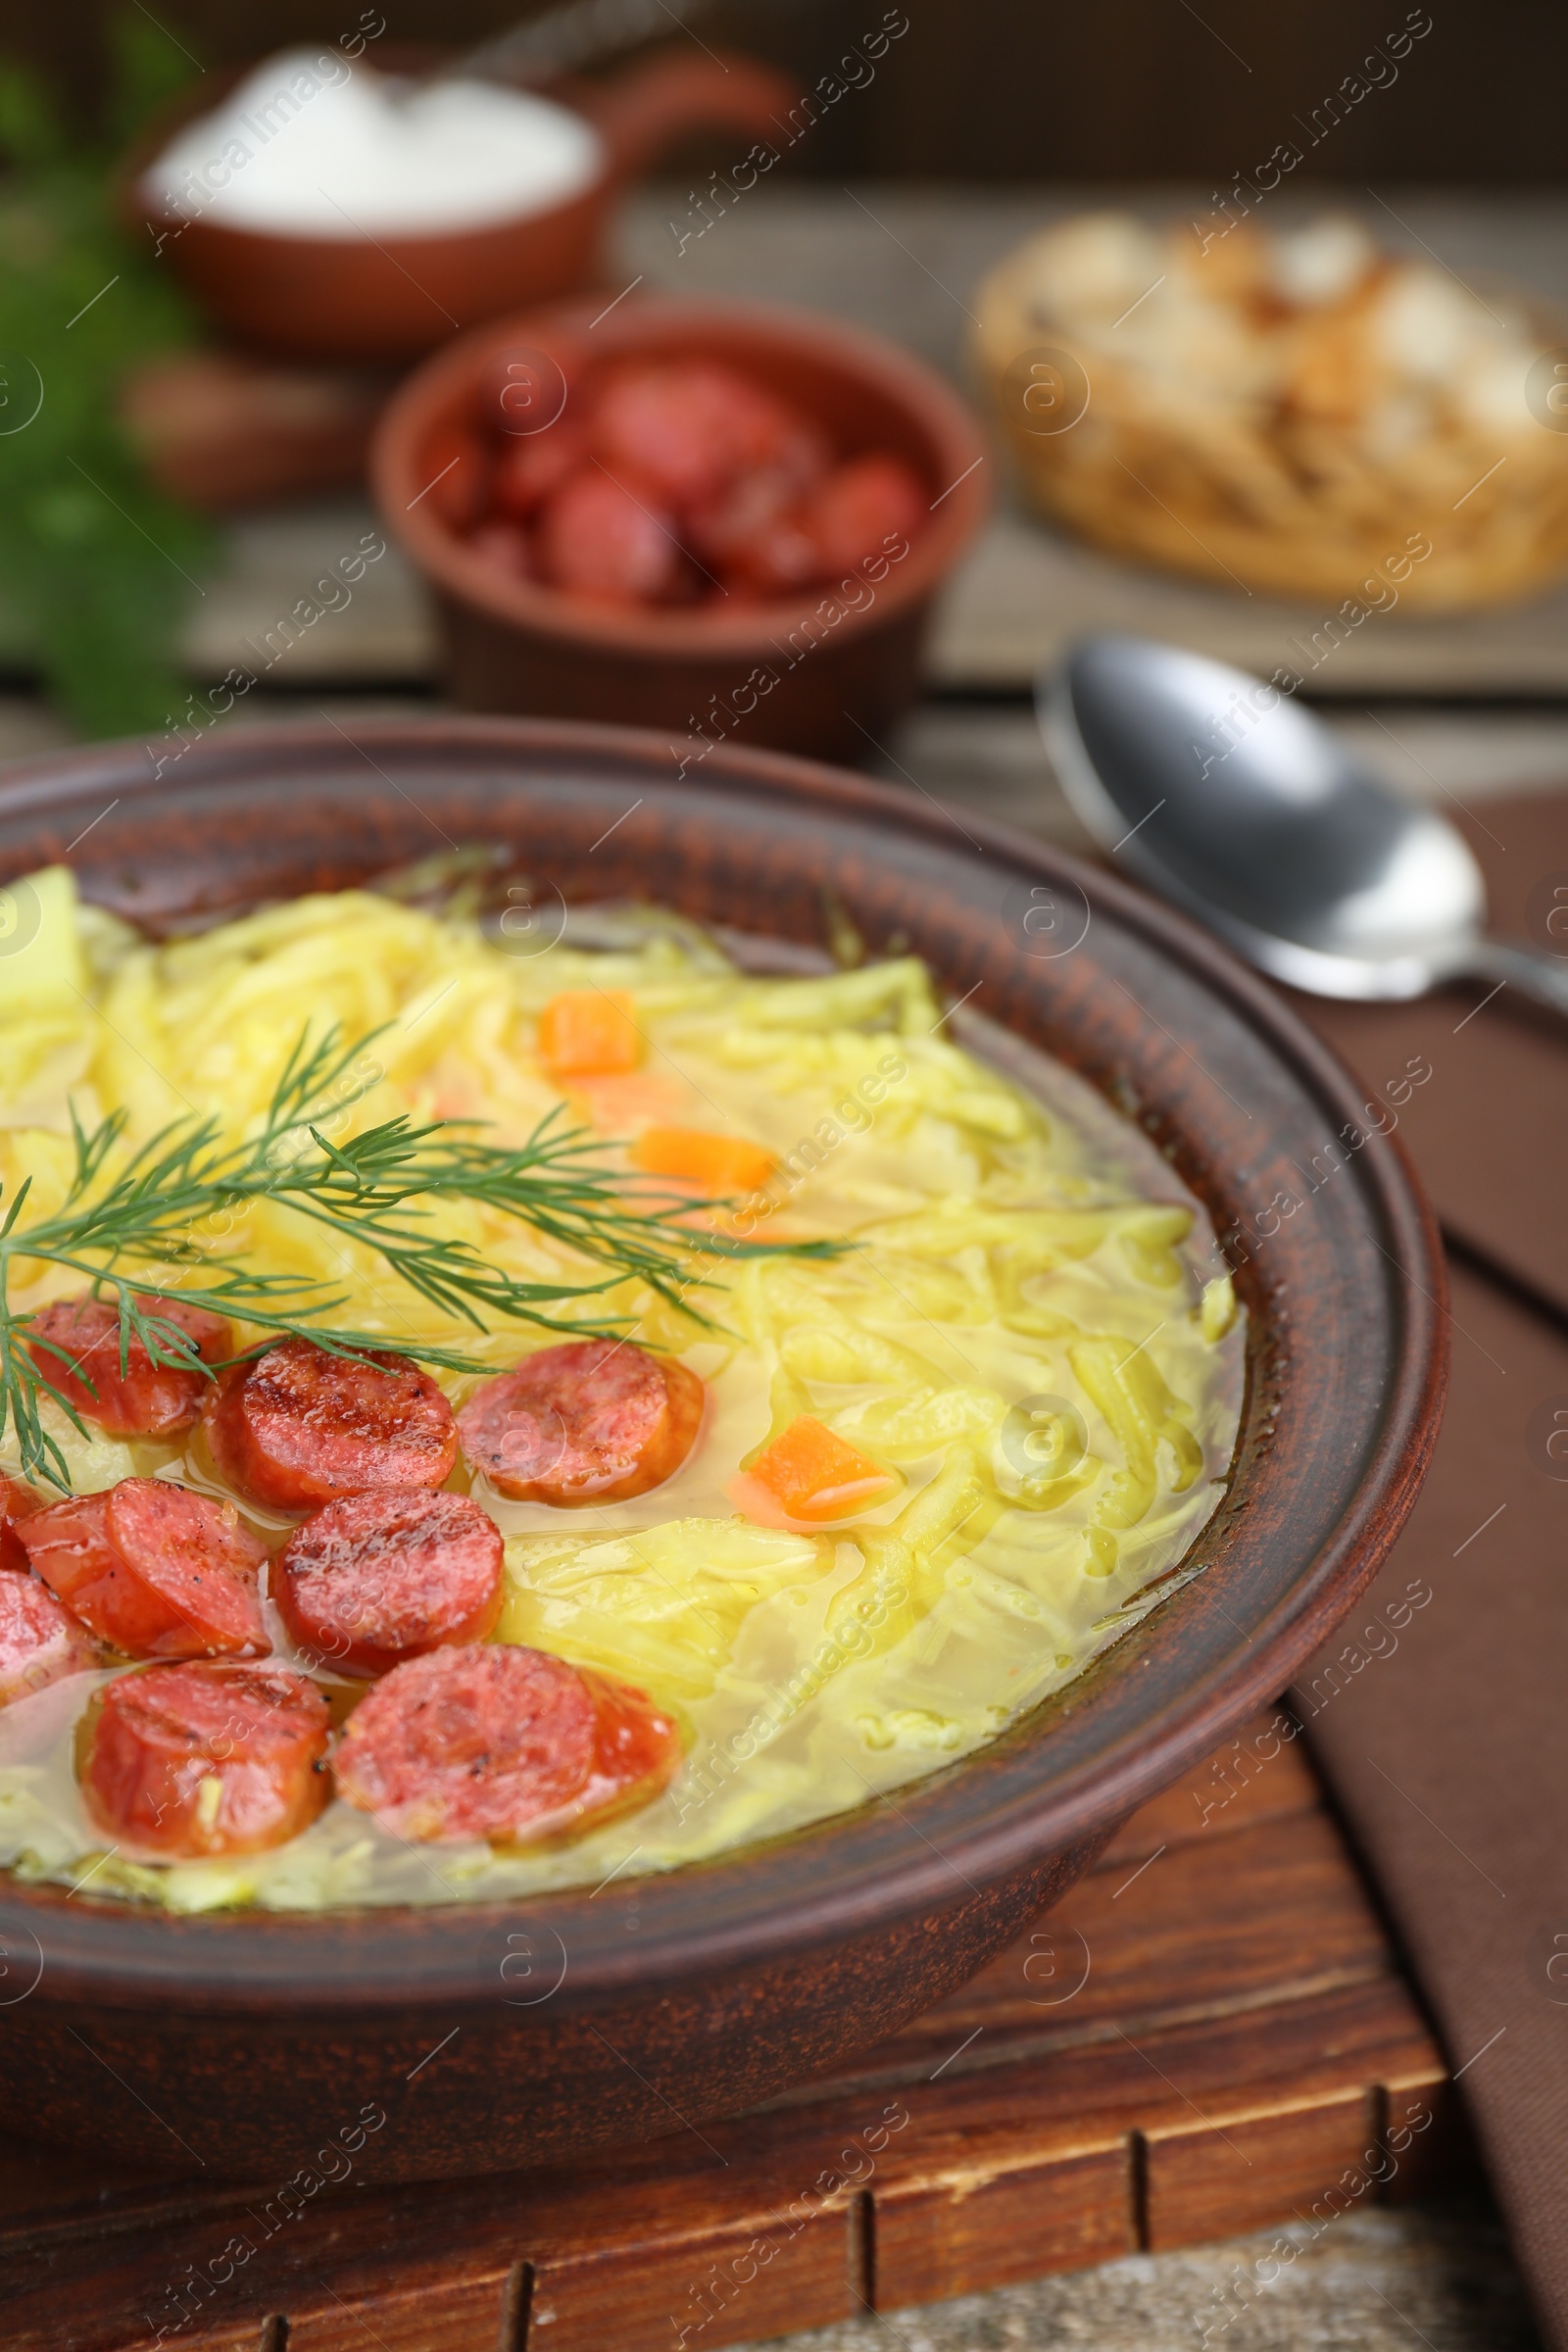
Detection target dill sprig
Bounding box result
[4,1026,828,1490]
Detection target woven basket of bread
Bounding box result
[972,212,1568,611]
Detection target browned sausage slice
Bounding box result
[202,1339,458,1512]
[27,1292,230,1438]
[274,1490,504,1676]
[0,1569,99,1705]
[79,1660,329,1860]
[21,1478,269,1659]
[0,1474,40,1577]
[457,1339,704,1505]
[334,1642,681,1844]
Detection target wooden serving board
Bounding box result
[0,1714,1453,2352]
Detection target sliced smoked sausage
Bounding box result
[21,1478,269,1659]
[0,1569,98,1705]
[0,1473,40,1576]
[334,1642,681,1844]
[27,1293,230,1439]
[457,1339,704,1506]
[79,1660,329,1860]
[202,1339,458,1513]
[274,1490,504,1676]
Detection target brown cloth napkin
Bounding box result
[1284,794,1568,2348]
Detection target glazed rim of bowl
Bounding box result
[370,295,992,656]
[0,717,1444,2012]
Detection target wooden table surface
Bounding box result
[102,185,1568,702]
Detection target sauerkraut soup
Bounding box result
[0,869,1244,1911]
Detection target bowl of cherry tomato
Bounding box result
[371,296,990,763]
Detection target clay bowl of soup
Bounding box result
[120,42,799,362]
[371,296,990,762]
[0,716,1443,2183]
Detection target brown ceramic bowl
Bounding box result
[0,718,1443,2183]
[371,297,990,762]
[122,46,797,362]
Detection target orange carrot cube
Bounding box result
[737,1416,896,1524]
[632,1126,776,1194]
[536,990,641,1078]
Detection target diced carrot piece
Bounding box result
[536,990,641,1078]
[632,1126,776,1194]
[572,1070,693,1137]
[735,1416,896,1524]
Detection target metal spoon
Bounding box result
[446,0,712,87]
[444,0,801,86]
[1040,634,1568,1014]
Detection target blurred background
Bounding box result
[5,0,1563,182]
[1,0,1566,806]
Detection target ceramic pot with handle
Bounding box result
[122,46,800,363]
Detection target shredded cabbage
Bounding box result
[0,871,1245,1910]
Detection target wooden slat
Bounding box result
[287,2279,508,2352]
[873,2144,1132,2306]
[533,2203,853,2352]
[1145,2086,1376,2250]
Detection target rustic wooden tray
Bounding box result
[0,1713,1452,2352]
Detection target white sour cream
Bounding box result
[144,48,605,239]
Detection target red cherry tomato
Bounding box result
[535,468,690,604]
[79,1660,329,1860]
[463,349,926,617]
[591,362,813,508]
[492,419,589,520]
[798,454,926,577]
[466,518,534,580]
[720,506,826,598]
[686,449,827,586]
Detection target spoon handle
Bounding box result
[1464,937,1568,1019]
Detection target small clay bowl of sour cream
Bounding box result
[122,42,798,363]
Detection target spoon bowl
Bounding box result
[1042,636,1568,1014]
